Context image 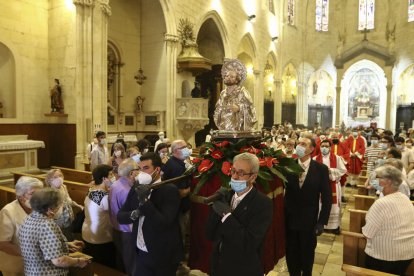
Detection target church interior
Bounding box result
[1,0,414,275]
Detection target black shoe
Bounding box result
[332,227,341,235]
[341,196,347,203]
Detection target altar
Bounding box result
[0,135,45,178]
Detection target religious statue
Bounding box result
[191,81,201,98]
[386,22,396,54]
[135,96,145,113]
[50,79,64,113]
[336,31,346,58]
[213,59,257,131]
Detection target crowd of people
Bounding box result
[1,124,414,275]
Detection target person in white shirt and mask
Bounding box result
[90,131,109,171]
[117,152,182,276]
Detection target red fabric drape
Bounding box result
[188,175,285,274]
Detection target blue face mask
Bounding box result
[375,158,386,167]
[132,154,141,163]
[180,147,190,159]
[370,179,383,192]
[295,145,306,158]
[380,143,388,150]
[321,147,330,156]
[230,179,247,193]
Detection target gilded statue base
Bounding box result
[211,130,262,143]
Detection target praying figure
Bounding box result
[213,59,257,131]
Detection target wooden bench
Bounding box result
[357,185,369,195]
[354,195,376,211]
[12,171,89,206]
[349,209,368,233]
[342,264,397,276]
[51,166,92,184]
[360,170,368,177]
[358,175,368,186]
[0,185,16,209]
[342,231,367,267]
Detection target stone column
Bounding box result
[274,79,282,124]
[296,81,308,125]
[335,86,341,127]
[164,33,179,139]
[73,0,110,169]
[253,69,263,129]
[386,84,392,129]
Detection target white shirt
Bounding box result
[90,145,109,171]
[313,154,347,182]
[362,192,414,261]
[82,189,112,244]
[0,200,27,273]
[298,157,311,187]
[221,186,253,223]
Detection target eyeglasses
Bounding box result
[230,168,254,178]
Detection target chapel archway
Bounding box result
[281,63,297,125]
[341,59,387,128]
[0,42,16,118]
[395,64,414,131]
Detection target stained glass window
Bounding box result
[316,0,329,31]
[358,0,375,30]
[287,0,295,26]
[409,0,414,22]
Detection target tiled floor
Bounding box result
[189,186,358,276]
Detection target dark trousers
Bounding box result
[83,241,116,269]
[134,249,178,276]
[286,228,317,276]
[113,229,136,275]
[366,254,412,275]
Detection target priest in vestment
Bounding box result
[345,130,366,186]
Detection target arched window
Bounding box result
[409,0,414,22]
[316,0,329,31]
[358,0,375,30]
[287,0,295,26]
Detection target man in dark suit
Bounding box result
[285,136,332,276]
[206,152,273,276]
[117,152,183,276]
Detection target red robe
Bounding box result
[330,141,350,186]
[315,153,338,203]
[345,135,365,175]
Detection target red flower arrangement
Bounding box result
[192,138,303,194]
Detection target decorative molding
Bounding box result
[73,0,94,7]
[164,33,179,43]
[100,1,112,17]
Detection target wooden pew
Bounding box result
[12,171,89,206]
[342,264,397,276]
[354,195,376,211]
[342,231,367,267]
[357,185,369,195]
[360,170,368,177]
[0,185,16,209]
[51,166,92,184]
[358,175,368,186]
[349,209,367,233]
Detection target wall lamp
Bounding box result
[272,36,278,41]
[248,15,256,21]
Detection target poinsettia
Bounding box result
[192,138,303,194]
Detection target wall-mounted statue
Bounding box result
[135,96,145,113]
[213,59,257,131]
[50,79,64,113]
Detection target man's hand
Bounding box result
[67,240,85,252]
[136,185,151,204]
[130,209,141,221]
[314,223,324,236]
[212,201,231,217]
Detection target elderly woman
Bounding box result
[362,165,414,275]
[0,177,43,276]
[45,169,83,240]
[18,188,90,275]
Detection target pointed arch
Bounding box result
[196,10,231,58]
[158,0,177,35]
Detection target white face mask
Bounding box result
[51,177,63,189]
[137,171,153,185]
[143,148,149,153]
[100,139,106,145]
[23,198,31,209]
[114,150,122,157]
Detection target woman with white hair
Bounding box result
[0,176,43,276]
[45,169,83,240]
[362,165,414,275]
